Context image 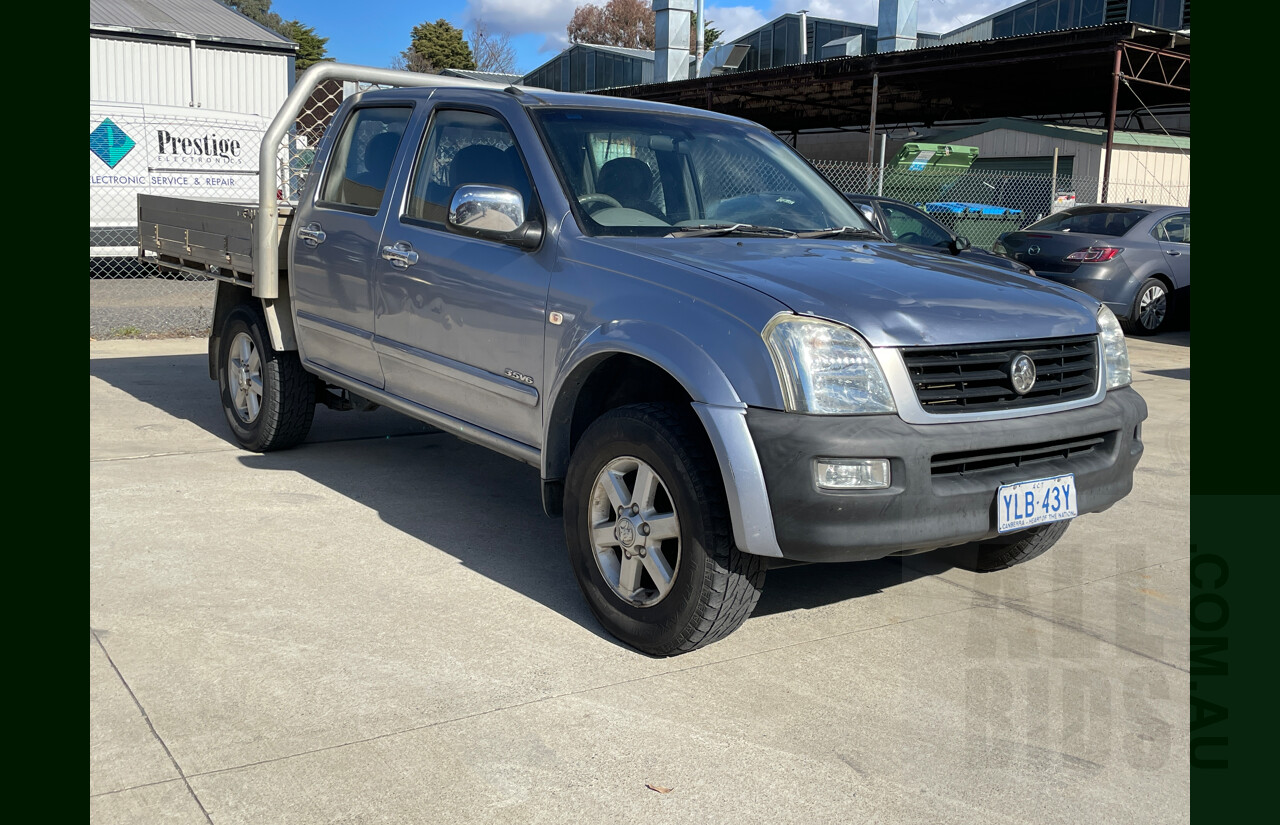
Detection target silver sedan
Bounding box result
[994,204,1190,335]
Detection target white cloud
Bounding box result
[768,0,878,24]
[462,0,576,58]
[464,0,576,39]
[461,0,1021,62]
[706,5,769,43]
[918,0,1017,33]
[759,1,1020,36]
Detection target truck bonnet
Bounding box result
[600,237,1102,348]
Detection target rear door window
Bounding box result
[319,107,412,212]
[1152,213,1190,243]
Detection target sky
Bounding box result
[268,0,1018,76]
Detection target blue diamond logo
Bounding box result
[90,118,136,169]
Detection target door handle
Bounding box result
[1165,249,1182,256]
[381,241,419,269]
[297,222,326,246]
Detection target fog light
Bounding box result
[815,458,890,490]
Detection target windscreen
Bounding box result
[532,106,874,237]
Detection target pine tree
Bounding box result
[404,19,477,73]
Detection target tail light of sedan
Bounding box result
[1064,246,1123,263]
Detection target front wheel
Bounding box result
[942,520,1071,572]
[217,305,316,452]
[1123,278,1173,335]
[563,403,765,655]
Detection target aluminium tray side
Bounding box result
[137,195,292,277]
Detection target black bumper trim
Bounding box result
[746,388,1147,562]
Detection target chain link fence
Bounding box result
[90,80,376,340]
[812,159,1191,251]
[91,94,1191,338]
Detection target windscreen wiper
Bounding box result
[665,223,797,238]
[794,226,885,240]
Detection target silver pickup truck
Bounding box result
[139,64,1146,655]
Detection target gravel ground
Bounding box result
[90,276,216,339]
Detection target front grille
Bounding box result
[931,432,1115,477]
[901,335,1098,414]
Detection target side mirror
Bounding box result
[448,185,542,249]
[950,235,972,254]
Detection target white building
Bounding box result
[90,0,297,259]
[928,118,1191,206]
[91,0,296,114]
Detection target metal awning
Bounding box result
[595,23,1189,134]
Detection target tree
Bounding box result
[567,1,722,52]
[567,0,654,50]
[221,2,331,77]
[692,13,723,50]
[220,0,284,33]
[403,18,476,73]
[470,20,517,75]
[390,49,436,74]
[281,20,332,73]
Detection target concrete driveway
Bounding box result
[90,332,1190,824]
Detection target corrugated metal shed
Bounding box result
[439,69,523,85]
[90,0,296,53]
[931,118,1191,151]
[586,45,656,61]
[599,24,1189,133]
[90,0,293,113]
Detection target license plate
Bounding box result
[996,473,1077,533]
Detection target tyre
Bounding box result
[217,305,316,452]
[943,520,1071,572]
[563,403,766,655]
[1122,278,1173,335]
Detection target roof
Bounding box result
[930,118,1191,151]
[525,42,656,76]
[89,0,296,52]
[585,44,655,61]
[440,68,524,85]
[729,12,939,47]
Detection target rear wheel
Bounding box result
[217,305,316,452]
[1123,278,1172,335]
[564,403,765,655]
[943,520,1071,572]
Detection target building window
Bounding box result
[1080,0,1105,26]
[1057,0,1078,28]
[1014,4,1035,34]
[1035,0,1060,31]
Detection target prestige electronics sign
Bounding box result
[90,107,265,231]
[155,128,243,162]
[89,113,260,192]
[89,118,136,169]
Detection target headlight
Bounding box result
[1097,305,1131,389]
[764,316,896,414]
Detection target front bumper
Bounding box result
[745,387,1147,562]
